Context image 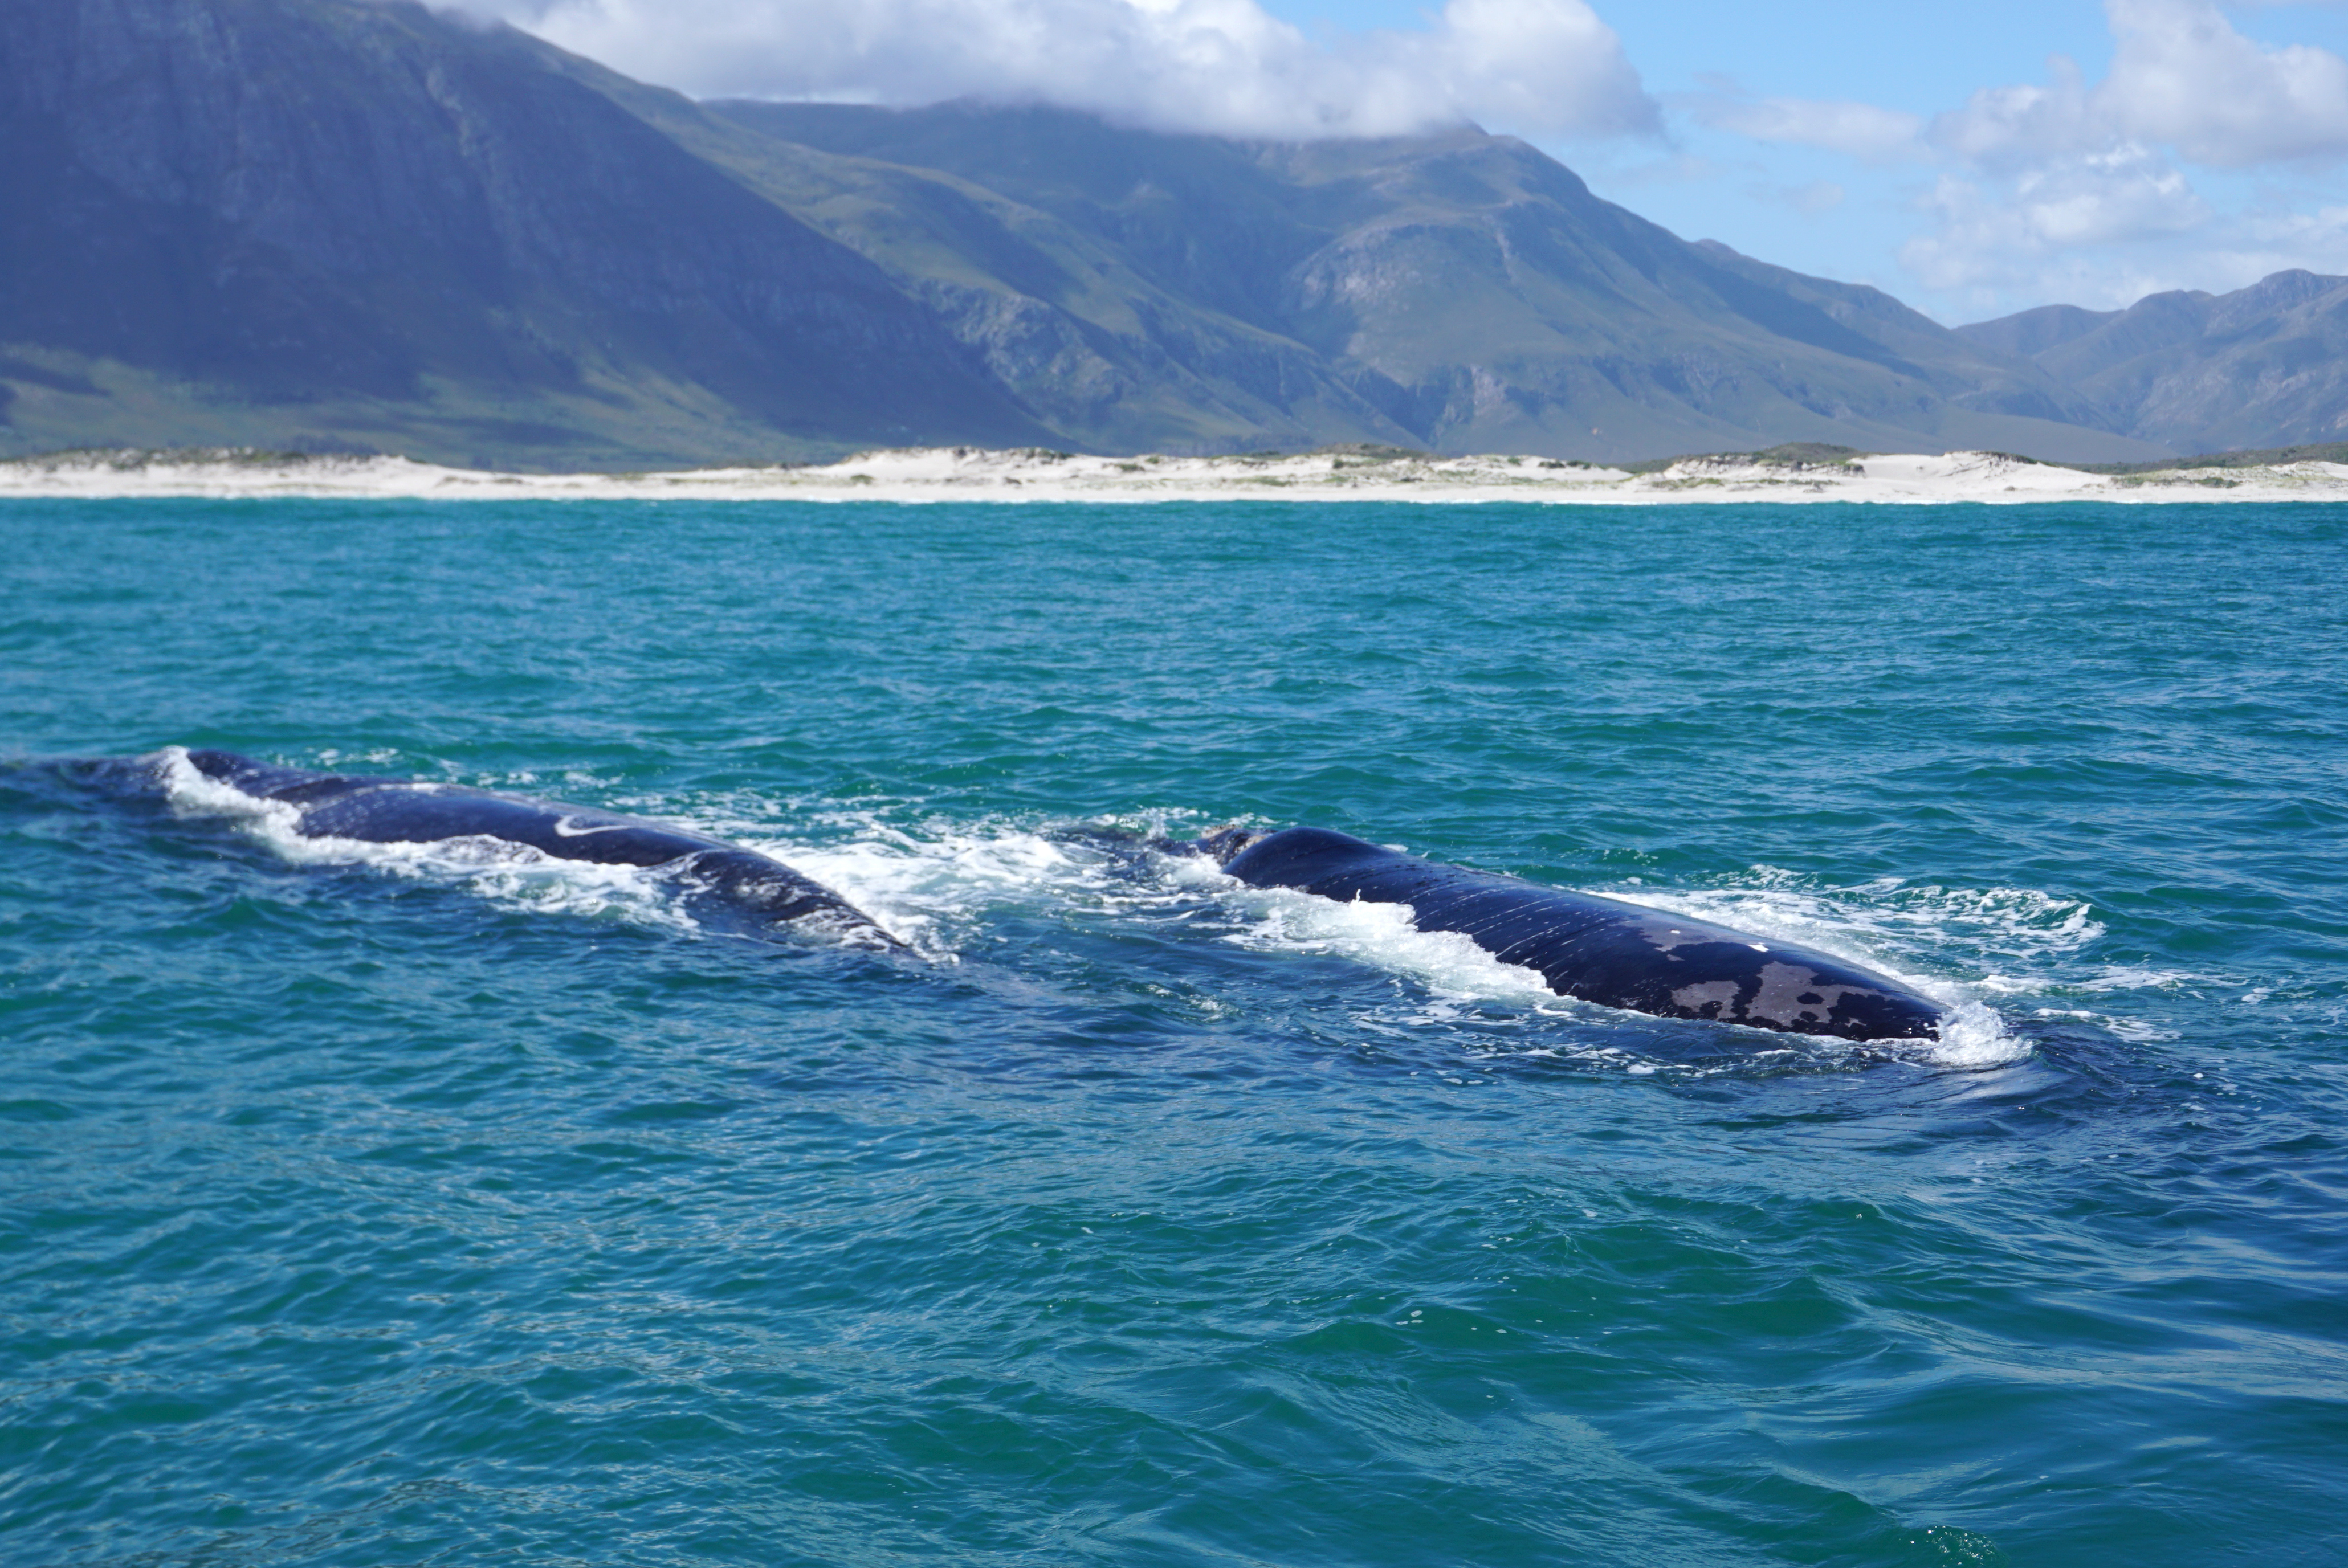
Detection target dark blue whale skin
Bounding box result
[1196,826,1944,1042]
[179,750,905,951]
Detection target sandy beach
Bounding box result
[6,444,2348,504]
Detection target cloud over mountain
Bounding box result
[445,0,1659,141]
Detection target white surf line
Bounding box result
[8,446,2348,505]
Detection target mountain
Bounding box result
[1955,271,2348,452]
[695,100,2155,464]
[0,0,1049,467]
[3,0,2176,467]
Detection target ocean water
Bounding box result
[2,496,2343,1566]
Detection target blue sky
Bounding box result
[466,0,2348,324]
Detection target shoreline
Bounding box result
[7,444,2348,504]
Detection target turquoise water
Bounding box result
[3,497,2344,1566]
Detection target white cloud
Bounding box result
[1903,1,2348,311]
[1930,58,2100,172]
[1933,0,2348,169]
[2100,0,2348,164]
[1901,149,2211,296]
[1911,194,2348,317]
[1682,2,2348,178]
[448,0,1659,141]
[1685,86,1924,162]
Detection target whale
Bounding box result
[1184,826,1945,1042]
[172,749,905,951]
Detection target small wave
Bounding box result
[2029,1007,2180,1043]
[2073,966,2208,993]
[1981,964,2240,1048]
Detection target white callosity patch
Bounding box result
[13,447,2348,505]
[1668,979,1742,1016]
[1740,962,1877,1031]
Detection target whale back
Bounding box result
[183,750,903,950]
[1220,827,1942,1041]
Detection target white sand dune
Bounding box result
[7,444,2348,504]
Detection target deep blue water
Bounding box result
[3,497,2344,1566]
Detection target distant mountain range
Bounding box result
[1955,271,2348,455]
[1,0,2337,468]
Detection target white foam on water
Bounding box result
[1217,885,1563,1007]
[1637,869,2103,969]
[741,823,1099,962]
[1929,1002,2024,1067]
[707,806,1253,963]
